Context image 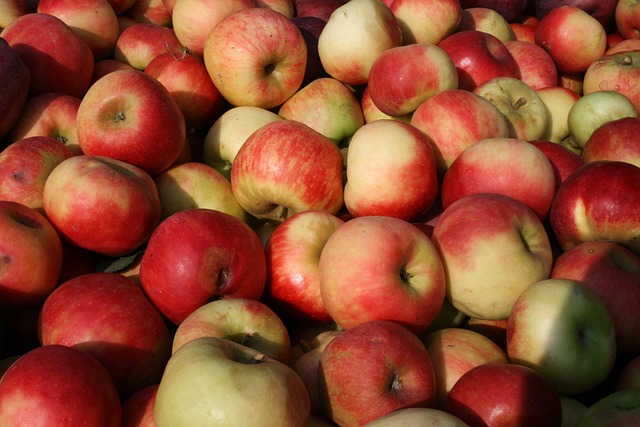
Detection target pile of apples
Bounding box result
[1,0,640,425]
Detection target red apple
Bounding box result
[0,136,74,214]
[582,116,640,168]
[265,210,344,324]
[42,155,162,257]
[318,320,437,426]
[0,201,62,309]
[615,0,640,40]
[0,345,122,426]
[550,241,640,358]
[291,16,329,87]
[124,0,171,27]
[528,139,586,187]
[437,29,520,91]
[203,7,307,109]
[92,58,135,84]
[583,50,640,116]
[460,0,528,22]
[318,215,446,335]
[456,7,515,43]
[0,12,94,98]
[0,37,29,140]
[504,39,558,90]
[113,22,183,70]
[534,5,607,74]
[293,0,347,21]
[442,363,563,426]
[535,0,618,31]
[549,160,640,255]
[37,0,120,60]
[122,384,157,427]
[617,355,640,391]
[0,0,29,31]
[230,119,344,223]
[441,137,556,220]
[76,69,186,176]
[6,92,82,155]
[139,208,267,325]
[39,272,173,397]
[605,38,640,55]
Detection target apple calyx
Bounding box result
[389,373,404,393]
[513,97,527,110]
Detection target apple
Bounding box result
[509,22,537,44]
[583,50,640,113]
[605,38,640,55]
[0,12,94,98]
[431,193,553,320]
[364,408,468,426]
[0,38,29,140]
[566,90,638,154]
[265,210,344,324]
[172,297,292,365]
[460,0,528,22]
[550,240,640,359]
[113,23,184,71]
[42,155,161,257]
[317,0,402,87]
[507,278,617,395]
[257,0,294,17]
[534,0,618,31]
[422,327,509,407]
[124,0,171,27]
[277,77,365,144]
[318,215,446,334]
[0,0,28,31]
[5,92,82,155]
[318,320,437,426]
[536,85,582,143]
[577,389,640,427]
[410,88,510,175]
[615,0,640,40]
[456,7,515,43]
[527,139,585,187]
[343,120,439,221]
[441,137,556,220]
[92,58,135,84]
[367,43,458,117]
[360,85,413,123]
[549,160,640,255]
[76,69,186,176]
[617,354,640,391]
[473,76,550,141]
[171,0,255,58]
[0,345,122,426]
[390,0,461,45]
[203,7,307,109]
[202,106,283,180]
[39,272,172,397]
[0,136,74,214]
[0,201,62,309]
[442,363,563,426]
[291,16,329,87]
[463,317,509,349]
[154,336,311,426]
[534,5,607,75]
[559,71,584,95]
[139,208,267,325]
[107,0,135,14]
[37,0,120,60]
[121,384,158,427]
[583,116,640,167]
[230,119,344,223]
[437,29,520,92]
[504,39,558,90]
[153,161,249,222]
[293,0,347,21]
[560,396,589,427]
[145,49,226,132]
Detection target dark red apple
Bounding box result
[0,38,30,140]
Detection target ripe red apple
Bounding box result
[549,160,640,255]
[121,384,158,427]
[534,5,607,74]
[6,92,82,154]
[441,137,556,220]
[0,201,63,309]
[145,49,225,132]
[460,0,528,22]
[0,12,94,98]
[139,208,267,325]
[76,69,186,176]
[443,363,563,426]
[437,29,520,91]
[0,38,29,139]
[42,155,162,257]
[504,39,558,90]
[615,0,640,39]
[265,210,344,324]
[582,116,640,167]
[39,273,173,397]
[203,7,307,109]
[291,16,329,87]
[92,58,135,84]
[230,119,344,223]
[583,50,640,116]
[318,320,437,426]
[113,22,184,71]
[550,241,640,358]
[535,0,618,30]
[123,0,171,27]
[528,139,585,187]
[0,344,122,426]
[0,136,74,214]
[318,215,446,335]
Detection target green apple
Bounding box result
[154,337,311,427]
[507,278,617,395]
[577,389,640,427]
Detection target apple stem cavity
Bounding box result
[389,373,403,393]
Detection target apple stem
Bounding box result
[165,41,188,61]
[622,54,634,67]
[248,353,266,364]
[512,97,527,110]
[390,374,403,392]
